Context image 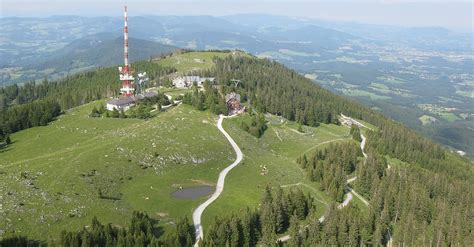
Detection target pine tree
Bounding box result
[288,213,302,247]
[5,135,11,145]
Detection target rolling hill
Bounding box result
[30,34,177,71]
[2,33,177,84]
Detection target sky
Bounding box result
[1,0,472,31]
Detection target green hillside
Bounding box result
[0,99,351,240]
[1,51,473,245]
[0,102,227,238]
[202,114,353,224]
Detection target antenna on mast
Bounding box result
[119,5,134,97]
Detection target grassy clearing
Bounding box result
[439,112,461,122]
[278,49,320,57]
[340,88,391,100]
[419,115,438,125]
[369,83,391,94]
[155,51,249,73]
[0,103,234,240]
[156,87,191,99]
[202,113,351,227]
[386,156,411,169]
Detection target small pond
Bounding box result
[171,185,214,199]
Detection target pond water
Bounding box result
[170,185,214,199]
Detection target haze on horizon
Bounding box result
[1,0,473,32]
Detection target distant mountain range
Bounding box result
[0,32,177,83]
[29,33,176,71]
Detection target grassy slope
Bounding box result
[155,51,249,72]
[0,102,351,240]
[0,102,234,239]
[0,51,354,240]
[202,114,351,227]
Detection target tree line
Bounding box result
[0,99,61,142]
[201,186,313,246]
[351,148,474,246]
[0,211,195,247]
[182,82,228,115]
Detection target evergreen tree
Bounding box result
[5,135,11,145]
[288,213,301,247]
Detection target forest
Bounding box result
[0,211,195,247]
[297,142,362,202]
[206,55,473,181]
[201,187,313,246]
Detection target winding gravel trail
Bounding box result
[277,131,370,243]
[192,115,243,247]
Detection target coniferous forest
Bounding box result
[1,212,195,247]
[1,52,473,246]
[192,55,474,246]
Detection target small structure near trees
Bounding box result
[106,92,158,111]
[225,92,243,115]
[172,76,215,88]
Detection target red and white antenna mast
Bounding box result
[119,5,134,97]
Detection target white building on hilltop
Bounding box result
[172,76,215,88]
[106,92,158,111]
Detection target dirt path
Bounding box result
[192,115,243,246]
[280,182,328,206]
[277,132,369,243]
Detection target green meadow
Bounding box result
[1,51,357,241]
[0,102,234,239]
[0,97,353,241]
[155,51,250,72]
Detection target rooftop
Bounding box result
[107,92,158,106]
